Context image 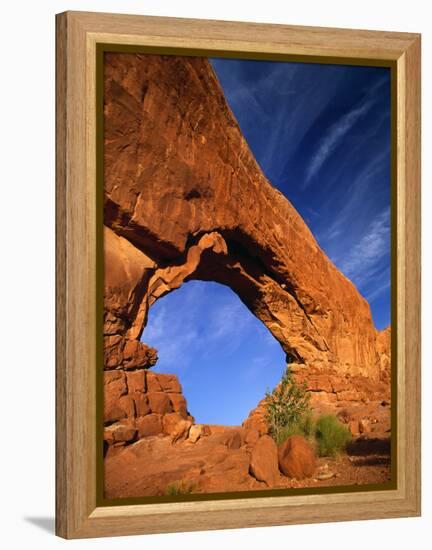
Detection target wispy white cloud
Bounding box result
[304,77,387,188]
[211,59,331,180]
[364,279,390,302]
[304,99,375,187]
[318,145,390,247]
[338,208,390,286]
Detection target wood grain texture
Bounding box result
[68,10,418,60]
[56,12,98,538]
[403,37,421,512]
[55,12,68,538]
[55,10,421,539]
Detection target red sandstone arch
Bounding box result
[102,52,393,451]
[103,52,384,381]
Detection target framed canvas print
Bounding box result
[55,11,421,539]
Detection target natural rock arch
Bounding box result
[103,52,383,384]
[102,53,393,490]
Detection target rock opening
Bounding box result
[142,280,287,425]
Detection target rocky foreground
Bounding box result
[104,370,391,498]
[105,424,391,499]
[102,53,392,497]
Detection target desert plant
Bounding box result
[315,414,352,457]
[265,367,311,444]
[165,479,195,496]
[275,410,315,445]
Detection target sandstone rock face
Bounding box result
[278,436,316,479]
[162,412,186,436]
[104,422,137,445]
[217,429,243,450]
[147,392,173,415]
[242,405,270,436]
[103,53,392,448]
[243,353,392,435]
[171,419,193,444]
[244,428,260,447]
[349,420,360,437]
[376,327,391,384]
[103,53,386,381]
[136,414,163,438]
[104,370,192,452]
[188,424,209,443]
[249,435,279,486]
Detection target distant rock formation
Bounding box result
[103,53,391,447]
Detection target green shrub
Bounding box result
[275,411,315,445]
[165,479,195,496]
[315,414,352,457]
[265,367,311,444]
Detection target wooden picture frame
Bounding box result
[56,10,421,539]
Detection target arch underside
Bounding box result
[129,230,329,366]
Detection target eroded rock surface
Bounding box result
[102,53,392,469]
[103,53,387,377]
[104,370,194,453]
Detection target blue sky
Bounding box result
[142,58,391,425]
[143,281,286,425]
[210,58,391,329]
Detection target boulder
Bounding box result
[278,435,316,479]
[249,435,279,486]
